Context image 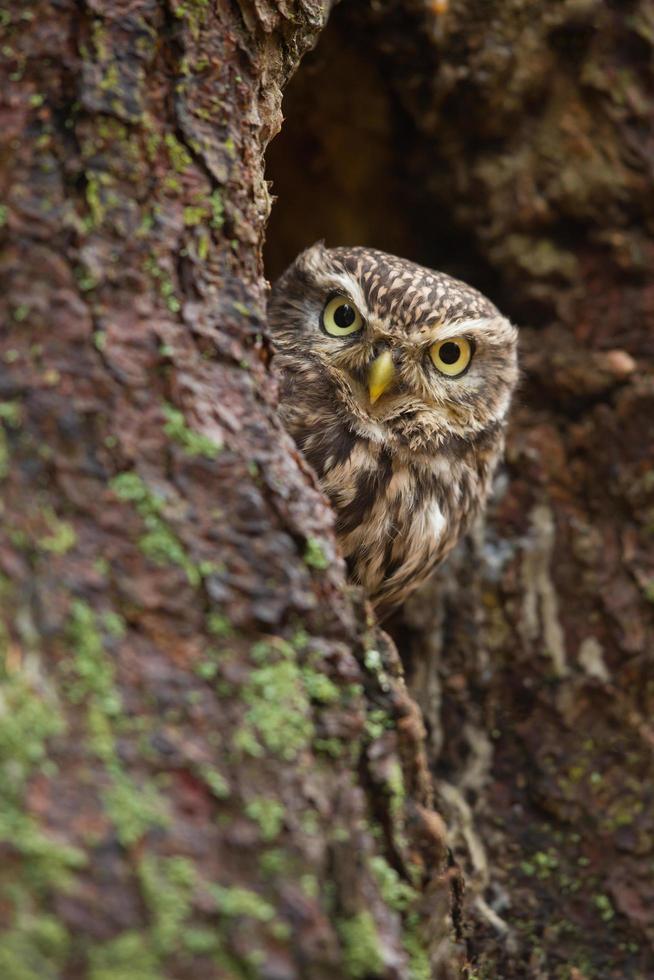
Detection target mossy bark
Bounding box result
[267,1,654,977]
[0,2,458,978]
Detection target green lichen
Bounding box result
[162,404,222,458]
[0,401,21,426]
[38,508,76,555]
[164,133,192,173]
[207,612,232,637]
[210,884,276,923]
[239,654,314,761]
[302,667,340,704]
[337,912,384,979]
[88,931,161,980]
[304,537,329,570]
[104,774,167,848]
[370,856,415,912]
[66,601,168,846]
[210,190,224,230]
[0,913,69,980]
[173,0,210,39]
[139,855,196,955]
[594,894,615,922]
[143,256,181,315]
[245,798,285,842]
[0,637,85,953]
[110,472,200,586]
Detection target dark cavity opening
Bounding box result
[264,1,499,304]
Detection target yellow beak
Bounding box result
[367,350,396,404]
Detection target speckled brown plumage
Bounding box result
[268,244,518,615]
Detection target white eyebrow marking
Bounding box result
[324,271,370,321]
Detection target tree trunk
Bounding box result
[3,1,654,979]
[268,1,654,977]
[0,2,457,978]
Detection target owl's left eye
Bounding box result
[430,336,473,377]
[321,295,364,337]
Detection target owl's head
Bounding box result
[268,243,518,454]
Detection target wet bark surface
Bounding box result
[0,2,457,978]
[267,1,654,978]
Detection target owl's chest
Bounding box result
[313,436,475,608]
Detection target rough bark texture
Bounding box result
[3,0,654,978]
[266,1,654,978]
[0,2,457,978]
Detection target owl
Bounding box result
[268,244,518,616]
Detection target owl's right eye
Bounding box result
[321,295,364,337]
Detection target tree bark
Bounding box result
[0,2,457,978]
[266,1,654,977]
[3,1,654,978]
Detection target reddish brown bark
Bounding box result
[0,2,455,977]
[267,2,654,977]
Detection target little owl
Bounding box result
[268,244,518,616]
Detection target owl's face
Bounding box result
[268,244,518,454]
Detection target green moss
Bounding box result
[66,601,168,846]
[139,855,196,955]
[245,798,285,842]
[370,856,414,912]
[183,204,206,226]
[337,912,384,979]
[104,774,168,847]
[403,918,431,980]
[66,600,121,715]
[0,913,69,980]
[110,472,200,586]
[210,190,224,230]
[182,927,223,956]
[594,894,615,922]
[0,401,21,426]
[366,708,391,741]
[0,644,85,920]
[38,508,76,555]
[210,884,276,923]
[314,737,344,757]
[196,764,230,800]
[207,612,232,636]
[0,401,20,480]
[88,931,162,980]
[259,848,291,878]
[302,667,340,704]
[162,404,222,458]
[164,133,192,173]
[0,205,8,227]
[240,656,314,761]
[173,0,210,39]
[304,537,329,570]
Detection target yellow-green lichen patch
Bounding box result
[235,641,314,761]
[65,600,168,846]
[162,403,222,458]
[0,648,85,899]
[87,931,161,980]
[303,537,329,570]
[0,912,70,980]
[337,912,384,979]
[139,855,197,956]
[110,472,200,586]
[38,507,76,555]
[0,400,21,479]
[245,798,285,842]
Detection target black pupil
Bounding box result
[439,342,461,365]
[334,304,356,329]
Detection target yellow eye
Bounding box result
[429,336,473,377]
[321,295,363,337]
